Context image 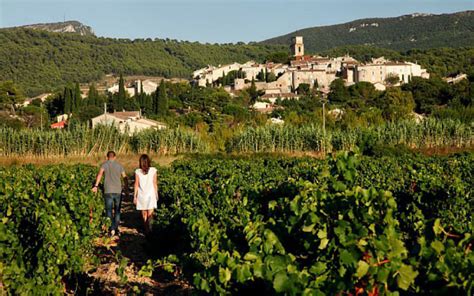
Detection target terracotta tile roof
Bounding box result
[111,111,140,120]
[51,121,67,129]
[261,93,299,99]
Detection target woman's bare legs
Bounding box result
[147,209,154,232]
[141,210,149,233]
[141,209,154,234]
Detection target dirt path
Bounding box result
[86,193,191,295]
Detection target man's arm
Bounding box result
[122,171,129,196]
[92,168,105,193]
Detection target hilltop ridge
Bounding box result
[12,20,95,36]
[262,11,474,51]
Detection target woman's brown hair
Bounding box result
[139,154,151,174]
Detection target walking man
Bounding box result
[92,151,128,236]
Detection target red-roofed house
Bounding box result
[51,121,67,129]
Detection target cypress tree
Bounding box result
[63,86,72,114]
[248,78,258,104]
[117,74,126,111]
[73,82,82,111]
[157,80,168,116]
[88,83,99,106]
[152,85,159,114]
[138,81,145,108]
[144,94,153,115]
[257,69,265,81]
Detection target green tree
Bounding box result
[296,83,311,95]
[137,82,145,107]
[143,94,153,115]
[0,81,24,115]
[117,74,126,111]
[0,112,24,129]
[222,103,250,123]
[385,73,400,86]
[257,69,266,81]
[248,78,259,105]
[21,105,49,128]
[73,82,82,111]
[45,93,64,119]
[266,51,290,64]
[376,87,415,120]
[63,86,73,114]
[87,83,100,106]
[451,78,473,107]
[266,72,277,83]
[348,82,379,107]
[155,80,169,115]
[328,78,350,105]
[76,105,103,123]
[402,77,451,113]
[313,79,319,89]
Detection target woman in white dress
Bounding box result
[133,154,158,234]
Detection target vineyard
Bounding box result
[0,153,472,294]
[153,153,473,295]
[0,118,472,157]
[0,165,104,293]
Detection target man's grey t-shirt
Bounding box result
[101,160,125,194]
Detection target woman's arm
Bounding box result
[133,173,139,204]
[153,170,158,200]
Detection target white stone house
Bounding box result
[195,62,243,87]
[355,58,429,85]
[107,80,158,97]
[91,111,166,134]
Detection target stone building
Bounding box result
[91,111,166,134]
[291,36,304,57]
[355,58,429,85]
[191,38,430,97]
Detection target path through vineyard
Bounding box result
[87,193,191,295]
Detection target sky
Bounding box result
[0,0,473,43]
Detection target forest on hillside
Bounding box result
[1,28,474,96]
[262,11,474,51]
[321,46,474,78]
[0,29,283,96]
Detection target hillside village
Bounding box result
[12,35,471,133]
[22,37,433,131]
[193,36,430,110]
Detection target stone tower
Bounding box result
[291,36,304,57]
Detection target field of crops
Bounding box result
[226,119,473,153]
[1,153,472,294]
[0,118,471,156]
[0,125,209,156]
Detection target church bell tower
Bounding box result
[291,36,304,58]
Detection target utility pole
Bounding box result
[322,100,326,137]
[40,102,43,131]
[320,97,328,154]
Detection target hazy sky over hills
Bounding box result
[1,0,473,43]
